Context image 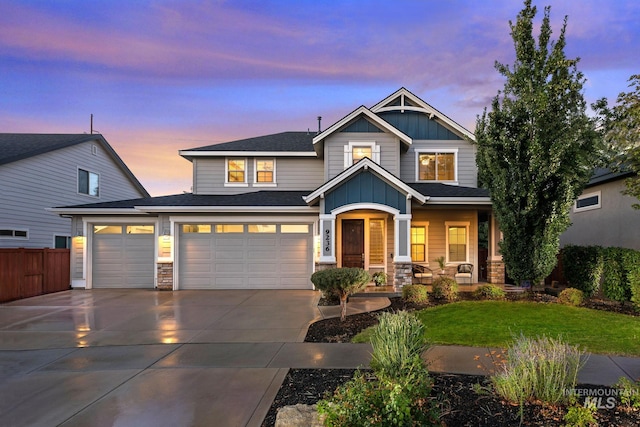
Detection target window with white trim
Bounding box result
[0,228,28,239]
[445,222,469,263]
[416,149,457,182]
[574,191,601,212]
[344,141,380,168]
[410,223,428,262]
[78,168,99,196]
[225,158,247,185]
[369,219,385,265]
[254,159,276,185]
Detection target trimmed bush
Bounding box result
[557,288,585,306]
[431,276,458,301]
[492,334,585,407]
[562,245,603,297]
[602,247,631,302]
[402,284,429,304]
[626,250,640,310]
[310,268,371,321]
[473,284,506,300]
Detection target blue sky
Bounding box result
[1,0,638,195]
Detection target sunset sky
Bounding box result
[1,0,638,196]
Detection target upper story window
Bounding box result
[574,191,601,212]
[78,168,99,197]
[344,141,380,168]
[254,159,276,186]
[225,158,248,186]
[416,149,458,183]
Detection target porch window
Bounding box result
[416,150,457,182]
[446,222,469,263]
[369,219,385,265]
[411,225,427,262]
[226,158,247,184]
[255,159,275,184]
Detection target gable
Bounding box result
[378,111,461,140]
[324,169,408,213]
[341,117,384,133]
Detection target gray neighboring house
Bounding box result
[560,168,640,250]
[52,88,506,290]
[0,134,149,250]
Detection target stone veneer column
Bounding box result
[157,262,174,291]
[486,260,505,284]
[393,262,413,289]
[314,262,337,272]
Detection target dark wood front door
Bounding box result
[342,219,364,268]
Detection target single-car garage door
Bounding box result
[92,224,155,288]
[178,223,313,289]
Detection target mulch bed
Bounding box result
[261,292,640,426]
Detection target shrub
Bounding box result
[317,367,439,427]
[614,377,640,410]
[492,334,586,407]
[473,284,506,300]
[310,268,371,321]
[372,271,387,286]
[370,311,428,378]
[402,284,429,304]
[563,398,598,427]
[627,251,640,310]
[557,288,585,306]
[431,276,458,301]
[602,247,631,302]
[562,245,603,297]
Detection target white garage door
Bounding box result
[178,223,313,289]
[92,224,155,288]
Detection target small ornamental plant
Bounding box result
[431,276,458,301]
[402,284,429,304]
[473,284,506,300]
[372,271,387,286]
[557,287,585,306]
[310,268,371,321]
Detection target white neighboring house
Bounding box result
[52,88,506,290]
[0,134,149,249]
[561,168,640,250]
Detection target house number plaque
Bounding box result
[324,228,331,254]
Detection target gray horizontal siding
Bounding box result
[325,132,399,180]
[400,140,478,187]
[193,157,324,195]
[0,142,146,249]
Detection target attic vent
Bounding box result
[91,144,98,155]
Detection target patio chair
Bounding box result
[412,264,433,285]
[454,263,473,284]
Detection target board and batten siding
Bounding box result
[400,140,478,187]
[0,141,146,249]
[324,132,400,181]
[193,157,325,195]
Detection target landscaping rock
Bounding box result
[274,404,324,427]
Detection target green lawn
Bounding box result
[353,301,640,356]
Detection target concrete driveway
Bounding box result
[0,289,379,427]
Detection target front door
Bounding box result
[342,219,364,268]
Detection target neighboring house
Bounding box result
[0,134,149,249]
[560,167,640,250]
[52,88,505,290]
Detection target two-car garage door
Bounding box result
[178,223,313,289]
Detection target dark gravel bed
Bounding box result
[261,293,640,426]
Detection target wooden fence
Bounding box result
[0,248,70,303]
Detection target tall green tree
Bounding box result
[476,0,599,285]
[606,75,640,208]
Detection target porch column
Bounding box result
[393,214,413,287]
[318,214,336,265]
[487,213,505,284]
